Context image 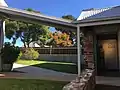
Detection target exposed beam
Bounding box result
[8,14,77,31]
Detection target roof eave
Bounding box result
[74,16,120,24]
[0,6,77,29]
[72,16,120,27]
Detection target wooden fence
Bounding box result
[21,47,77,54]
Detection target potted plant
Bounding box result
[1,42,20,72]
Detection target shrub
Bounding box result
[1,42,20,64]
[17,51,22,60]
[22,48,39,60]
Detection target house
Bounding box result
[0,0,120,76]
[75,6,120,75]
[22,42,40,48]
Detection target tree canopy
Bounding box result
[5,8,50,47]
[62,15,76,21]
[55,15,77,46]
[46,32,72,47]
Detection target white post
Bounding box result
[50,45,52,55]
[0,0,8,71]
[0,20,5,71]
[77,25,81,75]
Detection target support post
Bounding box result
[0,20,5,71]
[77,25,81,75]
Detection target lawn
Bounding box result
[16,60,77,74]
[0,78,68,90]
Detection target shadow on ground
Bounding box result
[31,63,78,74]
[95,84,120,90]
[97,70,120,77]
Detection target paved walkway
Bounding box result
[2,63,120,86]
[96,76,120,86]
[0,63,77,81]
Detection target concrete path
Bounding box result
[96,76,120,86]
[0,63,77,81]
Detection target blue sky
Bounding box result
[5,0,120,46]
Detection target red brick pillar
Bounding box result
[83,31,94,69]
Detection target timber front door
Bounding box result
[97,34,118,72]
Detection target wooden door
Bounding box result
[101,39,118,70]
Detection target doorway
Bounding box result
[96,34,119,75]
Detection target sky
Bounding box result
[5,0,120,46]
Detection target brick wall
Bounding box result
[83,31,94,69]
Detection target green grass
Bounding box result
[0,78,68,90]
[16,60,77,74]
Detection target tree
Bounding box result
[55,15,77,46]
[47,32,72,47]
[5,8,50,48]
[62,15,76,21]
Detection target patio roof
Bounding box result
[0,6,77,30]
[1,5,120,28]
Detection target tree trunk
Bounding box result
[23,42,27,48]
[27,43,30,48]
[20,37,27,48]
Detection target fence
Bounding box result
[20,47,78,63]
[21,47,77,54]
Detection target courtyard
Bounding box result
[1,0,120,90]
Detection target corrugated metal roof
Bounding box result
[77,6,120,21]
